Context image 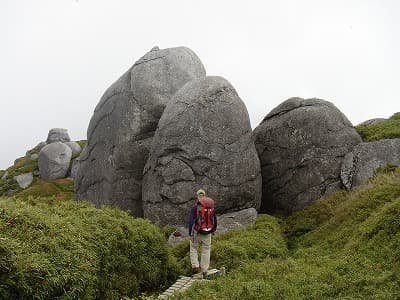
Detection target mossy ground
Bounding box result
[170,168,400,299]
[356,112,400,141]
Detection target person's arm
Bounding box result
[188,205,197,235]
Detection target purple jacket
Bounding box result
[188,202,217,235]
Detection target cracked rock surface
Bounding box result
[142,76,262,225]
[253,97,362,216]
[74,46,206,216]
[341,138,400,190]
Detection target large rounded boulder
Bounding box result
[253,97,362,215]
[142,76,262,225]
[74,46,206,216]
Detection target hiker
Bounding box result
[188,189,217,277]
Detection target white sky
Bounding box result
[1,0,399,169]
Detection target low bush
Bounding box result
[356,112,400,141]
[0,197,178,299]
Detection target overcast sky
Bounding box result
[1,0,399,169]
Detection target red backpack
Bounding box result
[194,197,215,234]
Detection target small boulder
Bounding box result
[341,138,400,189]
[1,171,8,180]
[46,128,71,143]
[30,153,39,160]
[39,142,72,180]
[13,172,33,189]
[253,97,362,215]
[65,141,82,157]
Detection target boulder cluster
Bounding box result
[70,46,400,224]
[38,129,83,180]
[0,129,83,193]
[74,46,261,225]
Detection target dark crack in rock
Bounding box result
[74,46,206,216]
[341,138,400,189]
[142,76,261,226]
[253,97,362,216]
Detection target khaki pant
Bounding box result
[190,232,212,272]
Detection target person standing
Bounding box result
[188,189,217,278]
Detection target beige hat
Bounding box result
[196,189,206,196]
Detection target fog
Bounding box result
[1,0,399,169]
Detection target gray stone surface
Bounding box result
[341,138,400,189]
[65,141,82,157]
[357,118,387,126]
[168,208,258,245]
[14,172,33,189]
[143,76,262,225]
[30,153,39,160]
[1,171,8,180]
[70,157,81,179]
[39,142,72,180]
[46,128,71,143]
[74,46,206,216]
[253,97,362,215]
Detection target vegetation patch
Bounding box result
[76,140,87,150]
[0,197,178,299]
[356,112,400,141]
[173,169,400,299]
[15,178,75,201]
[171,215,288,276]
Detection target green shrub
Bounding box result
[0,197,178,299]
[356,112,400,141]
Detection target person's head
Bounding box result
[196,189,206,200]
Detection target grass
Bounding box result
[171,215,288,276]
[171,168,400,299]
[15,178,75,201]
[0,197,179,299]
[356,112,400,141]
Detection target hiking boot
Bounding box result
[191,267,200,275]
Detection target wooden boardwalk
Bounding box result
[158,268,225,299]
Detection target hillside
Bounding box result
[172,167,400,299]
[1,113,399,299]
